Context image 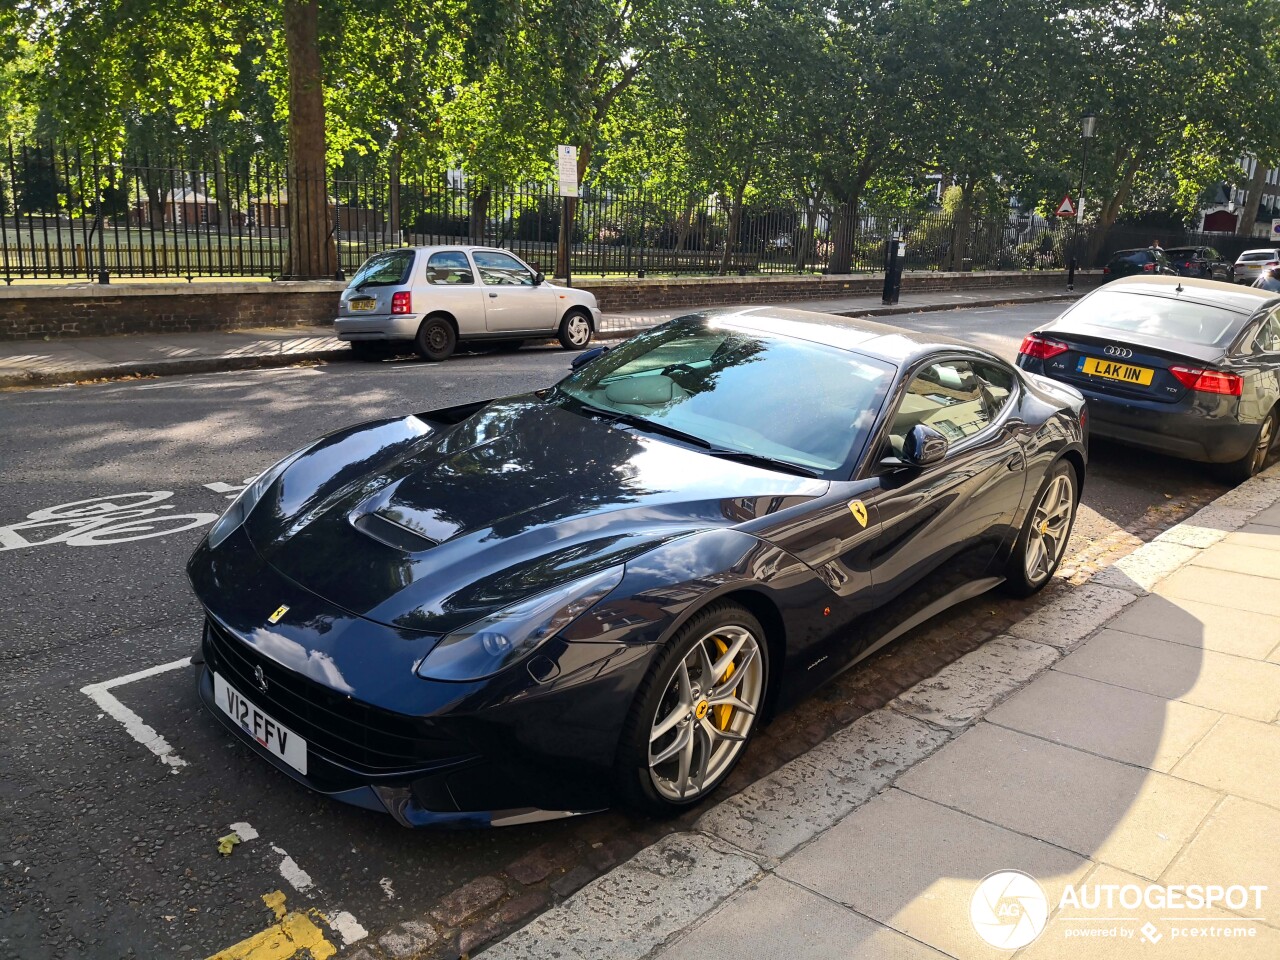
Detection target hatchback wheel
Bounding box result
[414,315,457,362]
[1222,409,1277,484]
[615,602,767,815]
[1004,461,1078,597]
[558,309,593,350]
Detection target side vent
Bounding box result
[352,513,438,552]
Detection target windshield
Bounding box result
[1062,290,1245,346]
[1164,248,1198,259]
[1109,250,1154,265]
[350,250,415,289]
[555,316,895,476]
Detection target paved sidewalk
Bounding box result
[0,285,1078,388]
[478,463,1280,960]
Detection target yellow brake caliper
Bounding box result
[712,637,736,730]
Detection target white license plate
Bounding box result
[214,671,308,775]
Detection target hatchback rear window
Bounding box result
[1239,251,1278,263]
[1062,290,1245,346]
[1164,248,1198,258]
[350,250,415,288]
[1109,251,1154,265]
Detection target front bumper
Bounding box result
[334,314,421,340]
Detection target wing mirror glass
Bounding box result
[532,271,545,286]
[901,424,949,467]
[570,344,610,370]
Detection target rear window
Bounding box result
[1109,251,1154,265]
[350,250,415,288]
[1063,290,1245,347]
[1164,248,1198,258]
[1239,251,1278,263]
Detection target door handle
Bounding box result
[489,292,498,298]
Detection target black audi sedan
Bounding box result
[1164,245,1233,282]
[1100,247,1177,281]
[189,308,1087,826]
[1018,276,1280,481]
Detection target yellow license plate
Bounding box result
[349,298,376,312]
[1080,356,1154,386]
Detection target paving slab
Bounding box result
[1006,583,1138,650]
[1089,541,1201,593]
[1171,715,1280,808]
[1189,542,1280,579]
[1019,863,1280,959]
[694,709,950,861]
[1056,629,1280,722]
[1223,527,1280,551]
[777,788,1090,960]
[890,635,1060,729]
[479,833,761,960]
[1157,566,1280,618]
[897,723,1219,880]
[1252,500,1280,528]
[651,874,948,960]
[1163,796,1280,904]
[987,670,1220,773]
[1106,594,1280,661]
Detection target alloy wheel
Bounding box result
[647,625,764,802]
[1252,415,1276,476]
[566,314,591,347]
[1024,473,1074,584]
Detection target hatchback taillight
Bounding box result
[1102,266,1111,275]
[391,291,412,314]
[1019,333,1071,360]
[1169,365,1243,396]
[1142,263,1156,272]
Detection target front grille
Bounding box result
[204,619,468,775]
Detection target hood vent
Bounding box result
[352,512,438,553]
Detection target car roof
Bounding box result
[1109,247,1160,255]
[688,306,994,367]
[1101,275,1279,314]
[401,245,521,255]
[1239,248,1279,256]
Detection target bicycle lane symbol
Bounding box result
[0,491,219,551]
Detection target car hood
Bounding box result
[245,396,827,634]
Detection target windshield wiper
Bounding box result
[705,449,821,478]
[571,402,712,448]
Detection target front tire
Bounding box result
[1003,460,1078,598]
[1221,409,1276,484]
[414,315,457,362]
[558,309,593,350]
[614,602,768,816]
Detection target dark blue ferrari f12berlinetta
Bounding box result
[188,307,1087,827]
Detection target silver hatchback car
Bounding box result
[334,245,603,361]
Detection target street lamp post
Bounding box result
[1067,111,1097,292]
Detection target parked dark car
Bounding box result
[1101,247,1178,281]
[1018,276,1280,481]
[188,308,1087,827]
[1164,245,1234,282]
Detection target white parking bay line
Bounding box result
[271,845,314,892]
[80,658,192,771]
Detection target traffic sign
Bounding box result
[1271,219,1280,237]
[557,145,579,198]
[1056,195,1076,218]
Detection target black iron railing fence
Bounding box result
[2,140,1246,284]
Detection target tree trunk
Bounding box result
[385,135,402,244]
[718,175,749,276]
[1237,158,1267,238]
[283,0,335,279]
[1087,153,1138,265]
[949,180,973,271]
[795,186,824,271]
[469,183,490,243]
[675,196,696,253]
[829,199,859,275]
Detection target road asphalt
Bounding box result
[0,284,1082,388]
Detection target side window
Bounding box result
[473,251,535,286]
[888,359,1014,452]
[1254,313,1280,354]
[425,251,474,285]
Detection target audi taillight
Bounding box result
[1019,333,1071,360]
[1102,266,1111,275]
[1142,263,1156,272]
[1169,365,1243,396]
[391,291,412,314]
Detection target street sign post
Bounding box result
[557,146,578,287]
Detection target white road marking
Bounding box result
[272,845,314,892]
[327,911,368,945]
[80,659,192,770]
[379,877,396,900]
[229,822,259,842]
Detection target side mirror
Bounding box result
[901,424,949,467]
[532,271,545,286]
[570,345,609,370]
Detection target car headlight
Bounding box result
[206,449,306,549]
[416,565,624,682]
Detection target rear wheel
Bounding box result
[614,602,768,816]
[1003,461,1078,598]
[558,309,593,350]
[1222,409,1277,484]
[414,315,457,362]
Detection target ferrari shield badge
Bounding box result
[267,604,290,624]
[848,500,868,528]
